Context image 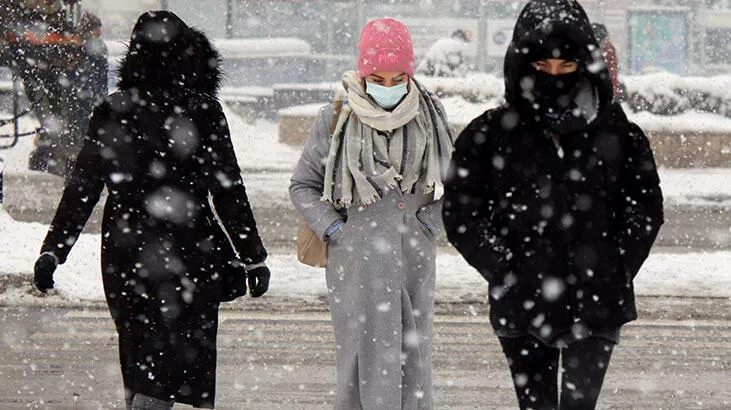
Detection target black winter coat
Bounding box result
[443,0,663,342]
[40,11,266,408]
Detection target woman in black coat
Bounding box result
[443,0,663,408]
[32,11,270,409]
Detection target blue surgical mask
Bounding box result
[365,81,408,109]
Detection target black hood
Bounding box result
[117,10,222,96]
[503,0,613,119]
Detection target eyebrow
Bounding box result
[370,73,406,80]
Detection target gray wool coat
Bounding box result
[290,103,446,410]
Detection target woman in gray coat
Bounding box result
[290,18,454,410]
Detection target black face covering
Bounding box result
[532,70,581,116]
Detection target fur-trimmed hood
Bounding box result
[117,10,222,96]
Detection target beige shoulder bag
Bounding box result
[296,218,328,267]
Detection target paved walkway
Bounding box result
[1,307,729,409]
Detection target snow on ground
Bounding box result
[275,93,731,133]
[0,208,729,307]
[0,114,40,172]
[1,100,729,306]
[277,102,325,117]
[237,168,731,208]
[420,73,504,101]
[0,104,302,174]
[274,94,497,128]
[437,97,731,133]
[629,110,731,134]
[660,168,731,206]
[2,131,730,305]
[2,104,729,205]
[623,73,731,101]
[439,96,499,126]
[220,103,302,172]
[2,104,730,209]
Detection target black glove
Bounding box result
[247,266,270,297]
[34,253,57,293]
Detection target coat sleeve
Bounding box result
[40,109,106,264]
[615,123,664,279]
[442,117,512,282]
[289,104,345,240]
[207,104,267,265]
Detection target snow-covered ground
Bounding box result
[232,101,731,207]
[1,103,729,307]
[279,92,731,134]
[0,103,303,174]
[0,209,729,307]
[5,102,728,207]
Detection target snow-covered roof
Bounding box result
[624,73,731,100]
[630,111,731,133]
[220,86,274,98]
[628,6,692,12]
[104,37,312,59]
[278,102,324,117]
[214,38,311,59]
[273,82,343,92]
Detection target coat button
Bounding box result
[397,202,405,210]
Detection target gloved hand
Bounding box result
[33,253,58,293]
[247,265,270,297]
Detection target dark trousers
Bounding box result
[499,335,614,410]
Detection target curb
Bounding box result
[2,278,729,323]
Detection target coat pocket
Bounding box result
[414,212,436,244]
[417,219,436,243]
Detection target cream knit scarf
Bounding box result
[322,71,454,209]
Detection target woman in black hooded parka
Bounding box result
[443,0,663,408]
[32,11,270,409]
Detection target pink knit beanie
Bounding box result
[358,18,415,78]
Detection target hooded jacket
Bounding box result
[443,0,663,341]
[40,11,266,407]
